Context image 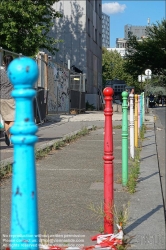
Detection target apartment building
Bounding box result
[50,0,102,104]
[115,25,147,49]
[116,38,127,49]
[124,24,147,40]
[102,12,110,48]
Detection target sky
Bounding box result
[102,0,166,47]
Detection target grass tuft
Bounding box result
[1,127,97,181]
[0,163,12,183]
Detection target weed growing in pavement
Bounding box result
[127,122,146,193]
[115,173,122,184]
[88,202,133,249]
[113,125,122,129]
[1,127,97,180]
[140,124,146,140]
[88,202,129,231]
[114,202,130,229]
[0,163,12,183]
[116,236,135,250]
[127,163,140,193]
[40,231,50,246]
[127,146,141,193]
[88,202,104,224]
[35,146,52,160]
[35,127,96,161]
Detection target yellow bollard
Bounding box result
[134,94,138,147]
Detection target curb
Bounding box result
[0,126,95,169]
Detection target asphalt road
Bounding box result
[153,106,166,217]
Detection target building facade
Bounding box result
[50,0,102,102]
[115,25,147,49]
[116,38,127,48]
[107,47,126,58]
[124,25,147,40]
[102,12,110,48]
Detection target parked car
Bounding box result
[149,94,155,108]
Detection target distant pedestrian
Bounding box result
[0,55,14,146]
[130,88,134,94]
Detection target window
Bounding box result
[95,29,97,43]
[95,1,97,12]
[99,4,101,16]
[99,33,102,47]
[88,18,90,36]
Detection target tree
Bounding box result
[102,47,134,88]
[0,0,62,56]
[124,19,166,81]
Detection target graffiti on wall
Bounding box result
[47,61,70,113]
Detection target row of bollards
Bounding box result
[7,57,145,248]
[122,91,145,186]
[103,88,145,234]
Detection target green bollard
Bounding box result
[122,91,128,186]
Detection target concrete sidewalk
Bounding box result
[0,111,153,165]
[0,111,165,250]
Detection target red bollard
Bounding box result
[103,87,114,234]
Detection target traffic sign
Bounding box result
[145,69,152,76]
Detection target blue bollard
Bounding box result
[141,92,144,125]
[7,57,39,250]
[140,94,142,129]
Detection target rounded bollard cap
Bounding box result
[7,57,39,88]
[103,87,114,96]
[122,91,128,98]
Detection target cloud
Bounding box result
[102,2,126,15]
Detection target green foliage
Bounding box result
[113,125,122,129]
[124,19,166,83]
[140,124,146,140]
[35,127,95,161]
[127,160,140,194]
[102,48,136,89]
[0,163,12,182]
[86,101,96,111]
[0,0,62,56]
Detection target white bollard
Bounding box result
[129,93,134,158]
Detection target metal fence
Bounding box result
[0,47,48,123]
[0,47,22,66]
[0,47,87,115]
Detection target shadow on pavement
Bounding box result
[138,171,159,182]
[142,142,156,147]
[141,153,157,161]
[124,205,163,234]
